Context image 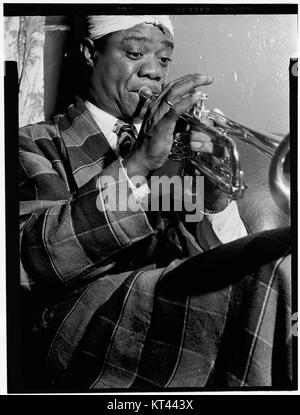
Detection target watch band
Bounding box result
[202,196,232,215]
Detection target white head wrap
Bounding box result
[87,15,174,40]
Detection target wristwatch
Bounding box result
[203,196,232,215]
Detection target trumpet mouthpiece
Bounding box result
[138,86,155,100]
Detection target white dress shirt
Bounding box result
[85,100,248,246]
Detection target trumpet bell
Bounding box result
[269,134,290,214]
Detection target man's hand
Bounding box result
[202,173,231,212]
[123,74,213,178]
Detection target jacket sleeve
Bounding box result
[20,127,155,291]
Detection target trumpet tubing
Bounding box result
[138,87,290,214]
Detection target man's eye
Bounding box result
[159,57,172,66]
[127,52,143,59]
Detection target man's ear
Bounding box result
[80,37,95,67]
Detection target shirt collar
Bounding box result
[84,100,142,139]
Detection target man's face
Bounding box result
[88,23,174,122]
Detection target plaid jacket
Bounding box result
[20,96,206,292]
[19,97,292,390]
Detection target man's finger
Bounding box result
[160,73,212,101]
[146,74,213,124]
[190,140,214,153]
[190,131,213,152]
[166,74,213,105]
[170,88,206,116]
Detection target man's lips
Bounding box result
[128,91,153,105]
[132,85,161,97]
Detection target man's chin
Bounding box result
[120,93,150,121]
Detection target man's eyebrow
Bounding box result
[122,34,149,42]
[161,40,174,49]
[121,34,174,49]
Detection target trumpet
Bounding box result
[139,86,290,214]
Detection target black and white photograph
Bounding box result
[2,2,297,395]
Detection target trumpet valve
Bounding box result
[192,93,209,120]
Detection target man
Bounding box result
[19,16,291,390]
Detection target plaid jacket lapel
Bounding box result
[57,96,116,188]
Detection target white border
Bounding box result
[0,0,298,396]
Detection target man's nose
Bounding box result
[138,57,163,81]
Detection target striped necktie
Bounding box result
[113,121,137,158]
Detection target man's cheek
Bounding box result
[162,68,169,84]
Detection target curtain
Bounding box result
[4,16,46,127]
